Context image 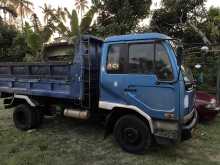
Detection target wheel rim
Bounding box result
[122,127,140,145]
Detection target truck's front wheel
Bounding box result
[114,115,152,154]
[13,104,40,130]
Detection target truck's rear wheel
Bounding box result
[13,104,35,130]
[13,104,43,130]
[113,115,152,154]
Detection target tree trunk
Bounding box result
[20,2,24,30]
[4,10,6,22]
[187,21,211,46]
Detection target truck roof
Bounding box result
[105,33,172,43]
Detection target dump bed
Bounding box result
[0,35,103,106]
[0,62,81,99]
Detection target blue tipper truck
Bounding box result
[0,33,197,153]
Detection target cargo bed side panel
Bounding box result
[0,62,81,99]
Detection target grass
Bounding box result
[0,104,220,165]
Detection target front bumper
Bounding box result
[214,107,220,111]
[153,108,198,143]
[207,106,220,111]
[182,108,198,130]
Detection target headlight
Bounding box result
[206,98,217,109]
[184,95,189,109]
[210,98,217,105]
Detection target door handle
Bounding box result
[155,81,161,85]
[124,88,137,92]
[155,81,175,85]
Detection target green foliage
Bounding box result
[24,23,42,56]
[149,1,220,93]
[21,14,54,61]
[150,0,206,39]
[75,0,89,16]
[43,7,71,38]
[182,26,203,44]
[1,0,33,29]
[80,8,96,33]
[8,32,29,61]
[68,9,79,36]
[0,4,17,18]
[46,7,95,40]
[0,11,54,62]
[0,23,27,61]
[93,0,152,37]
[206,7,220,43]
[0,23,17,48]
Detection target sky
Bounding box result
[32,0,220,25]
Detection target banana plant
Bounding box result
[22,14,54,61]
[47,7,96,41]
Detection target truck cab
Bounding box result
[99,33,197,152]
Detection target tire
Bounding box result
[13,104,36,130]
[114,115,152,154]
[33,109,43,128]
[181,129,192,141]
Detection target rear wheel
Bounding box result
[13,104,35,130]
[113,115,152,154]
[13,104,43,130]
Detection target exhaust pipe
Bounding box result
[64,109,90,120]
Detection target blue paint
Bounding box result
[0,33,196,131]
[0,35,103,102]
[100,33,195,123]
[105,33,171,43]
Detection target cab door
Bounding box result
[122,41,179,120]
[100,41,180,120]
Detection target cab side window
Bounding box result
[106,42,174,81]
[155,43,174,81]
[106,44,127,74]
[128,43,154,74]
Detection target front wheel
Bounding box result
[113,115,152,154]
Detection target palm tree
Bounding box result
[0,0,17,22]
[0,5,17,20]
[56,6,66,23]
[75,0,89,20]
[42,6,69,37]
[11,0,33,29]
[0,0,7,21]
[40,3,55,24]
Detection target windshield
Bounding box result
[169,40,194,84]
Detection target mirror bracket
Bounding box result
[176,44,183,66]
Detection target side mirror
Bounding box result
[176,44,183,66]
